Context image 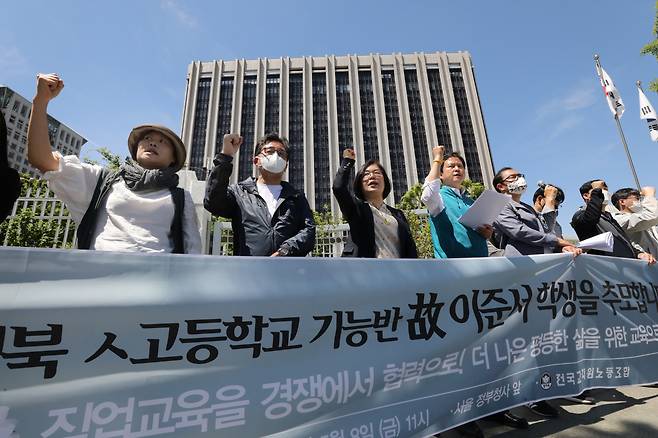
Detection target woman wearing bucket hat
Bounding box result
[27,73,201,253]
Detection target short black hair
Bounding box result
[353,159,391,201]
[492,167,514,193]
[611,188,640,209]
[254,133,290,157]
[439,152,466,173]
[533,186,565,205]
[579,179,605,196]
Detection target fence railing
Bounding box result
[1,186,77,248]
[3,188,429,257]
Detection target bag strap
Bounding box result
[76,168,118,249]
[169,187,185,254]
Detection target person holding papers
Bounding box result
[332,148,417,258]
[572,179,655,264]
[422,147,528,436]
[492,168,581,418]
[420,146,493,258]
[492,168,580,256]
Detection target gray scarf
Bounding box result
[119,160,179,191]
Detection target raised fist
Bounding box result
[35,73,64,103]
[641,186,656,198]
[222,133,243,157]
[432,145,445,161]
[343,148,356,160]
[544,185,558,199]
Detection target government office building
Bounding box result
[1,85,87,178]
[180,52,494,213]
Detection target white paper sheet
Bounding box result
[577,232,614,252]
[458,189,512,230]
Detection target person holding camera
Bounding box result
[611,186,658,258]
[492,167,580,257]
[572,179,655,264]
[532,183,565,237]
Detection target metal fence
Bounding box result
[210,221,351,257]
[1,186,77,248]
[3,188,428,258]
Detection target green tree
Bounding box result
[84,147,122,171]
[312,205,346,257]
[641,1,658,92]
[1,174,74,248]
[396,180,485,259]
[462,179,485,199]
[0,208,63,247]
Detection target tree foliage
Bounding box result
[84,147,122,171]
[1,173,73,248]
[396,180,486,259]
[641,1,658,92]
[0,208,63,248]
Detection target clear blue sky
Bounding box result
[2,0,657,237]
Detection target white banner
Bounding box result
[1,248,658,437]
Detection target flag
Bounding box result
[596,64,625,118]
[639,87,658,142]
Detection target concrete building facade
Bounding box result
[1,85,87,178]
[180,52,494,213]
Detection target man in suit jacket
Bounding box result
[492,167,580,256]
[571,179,655,264]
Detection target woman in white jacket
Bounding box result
[27,73,201,254]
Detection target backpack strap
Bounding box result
[169,187,185,254]
[77,168,119,249]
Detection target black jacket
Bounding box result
[1,113,20,223]
[332,157,417,258]
[571,188,639,259]
[0,167,20,223]
[204,153,316,256]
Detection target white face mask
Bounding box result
[507,176,527,195]
[629,201,642,213]
[260,153,287,174]
[601,189,611,205]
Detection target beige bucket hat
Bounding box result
[128,124,186,171]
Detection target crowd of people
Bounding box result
[2,73,658,436]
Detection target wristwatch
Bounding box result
[277,246,290,257]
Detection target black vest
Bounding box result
[76,168,185,253]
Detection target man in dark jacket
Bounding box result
[1,111,21,223]
[204,132,315,256]
[571,179,655,264]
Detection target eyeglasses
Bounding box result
[260,147,288,159]
[503,173,524,183]
[363,170,383,178]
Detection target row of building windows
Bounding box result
[187,65,484,188]
[5,108,82,149]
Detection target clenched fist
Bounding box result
[343,148,356,160]
[432,145,445,162]
[222,133,243,157]
[34,73,64,103]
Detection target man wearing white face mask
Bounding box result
[572,180,655,264]
[204,133,316,256]
[610,187,658,258]
[492,167,580,257]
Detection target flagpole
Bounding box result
[594,54,642,191]
[613,114,642,191]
